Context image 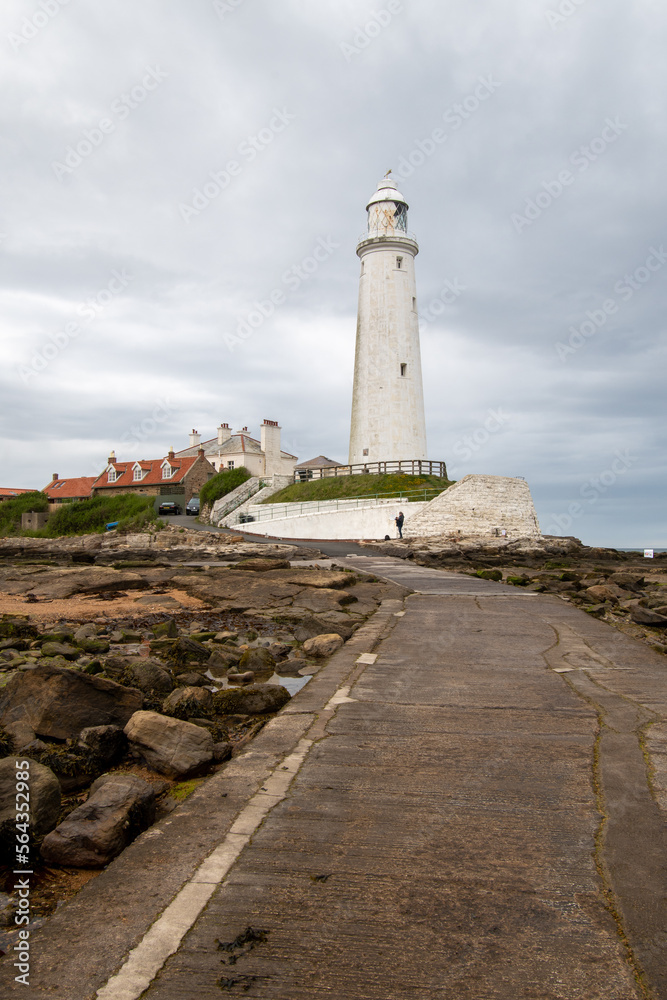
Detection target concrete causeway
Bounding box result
[4,558,667,999]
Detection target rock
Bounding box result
[213,741,233,763]
[77,637,111,655]
[268,642,292,660]
[475,569,502,581]
[40,641,80,660]
[0,638,28,652]
[163,686,213,719]
[124,710,214,777]
[0,756,61,840]
[608,572,645,592]
[39,631,74,644]
[238,647,276,672]
[189,631,218,642]
[302,633,344,658]
[40,772,155,867]
[3,719,35,750]
[280,570,354,589]
[0,618,39,641]
[206,651,241,678]
[0,663,143,740]
[292,588,355,613]
[213,684,291,716]
[213,631,238,643]
[167,637,210,669]
[276,658,309,676]
[123,660,174,696]
[152,619,179,638]
[79,725,127,764]
[175,671,210,687]
[74,624,99,643]
[235,558,291,571]
[585,584,627,605]
[227,671,255,685]
[630,607,667,627]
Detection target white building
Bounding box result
[176,421,297,477]
[348,174,428,465]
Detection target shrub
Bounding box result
[0,491,49,536]
[200,466,252,507]
[41,494,158,537]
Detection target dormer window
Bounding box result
[133,465,144,482]
[162,464,173,480]
[107,468,117,483]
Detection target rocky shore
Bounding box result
[0,527,407,942]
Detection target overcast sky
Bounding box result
[1,0,665,547]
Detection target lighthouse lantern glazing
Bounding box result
[348,175,428,465]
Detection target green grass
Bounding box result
[262,473,453,505]
[200,466,252,507]
[23,494,159,537]
[0,491,49,536]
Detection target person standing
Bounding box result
[395,511,405,538]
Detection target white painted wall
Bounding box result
[238,500,428,540]
[408,475,542,538]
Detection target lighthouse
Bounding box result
[348,173,428,465]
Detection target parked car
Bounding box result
[185,498,200,516]
[158,501,182,515]
[239,513,254,523]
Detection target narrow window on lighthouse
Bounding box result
[400,363,407,377]
[396,256,403,268]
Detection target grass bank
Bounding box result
[261,474,453,505]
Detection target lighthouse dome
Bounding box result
[366,174,409,211]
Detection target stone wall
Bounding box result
[407,475,541,539]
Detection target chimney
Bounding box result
[198,447,205,459]
[52,473,58,481]
[107,449,116,465]
[168,447,175,460]
[217,423,231,446]
[189,429,200,448]
[261,420,282,477]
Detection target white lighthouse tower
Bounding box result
[348,173,428,465]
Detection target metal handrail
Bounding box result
[234,486,441,524]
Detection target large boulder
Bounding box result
[631,607,667,627]
[40,772,155,867]
[213,684,291,716]
[163,686,213,719]
[124,710,214,777]
[123,660,174,696]
[238,647,276,673]
[167,637,210,670]
[0,664,143,740]
[0,756,61,842]
[302,633,344,658]
[584,584,627,605]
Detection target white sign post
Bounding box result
[644,549,654,559]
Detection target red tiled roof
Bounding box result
[43,476,97,500]
[0,487,34,497]
[92,456,200,490]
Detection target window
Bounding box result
[360,261,365,274]
[396,256,403,269]
[227,461,234,469]
[362,448,369,456]
[133,467,143,481]
[162,465,172,480]
[400,363,407,377]
[412,297,416,311]
[107,469,117,483]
